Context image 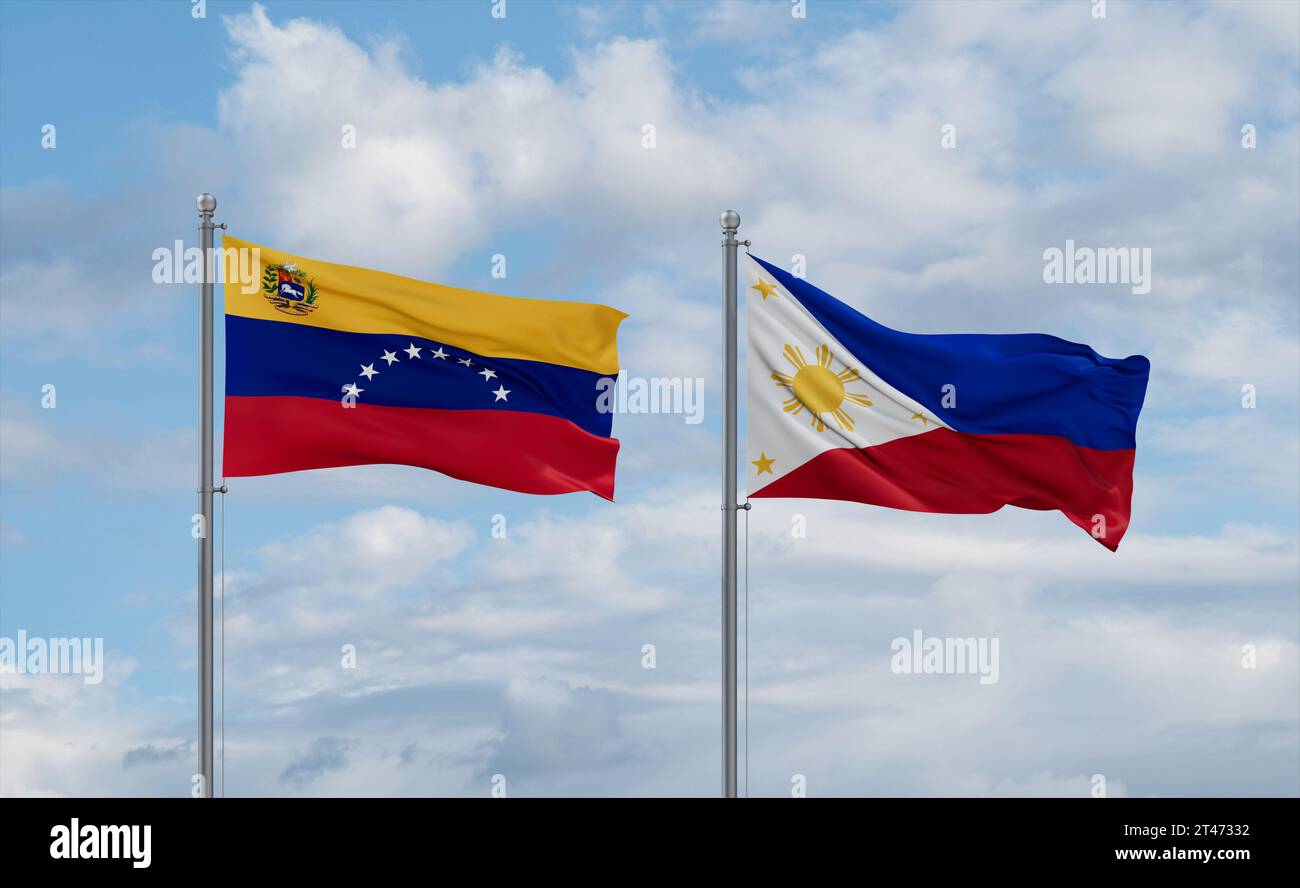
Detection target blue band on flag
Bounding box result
[750,255,1150,451]
[226,315,613,438]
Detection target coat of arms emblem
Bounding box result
[261,262,319,316]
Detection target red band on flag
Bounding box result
[223,395,619,500]
[751,427,1135,550]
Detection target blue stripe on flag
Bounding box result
[225,314,612,438]
[750,255,1149,451]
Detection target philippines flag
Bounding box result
[746,255,1150,550]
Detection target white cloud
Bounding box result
[0,659,151,798]
[254,505,474,599]
[692,0,793,44]
[213,7,740,282]
[5,486,1296,796]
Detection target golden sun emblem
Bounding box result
[772,343,873,432]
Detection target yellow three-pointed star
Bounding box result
[751,452,775,475]
[751,278,777,300]
[911,412,930,425]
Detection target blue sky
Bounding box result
[2,0,1298,797]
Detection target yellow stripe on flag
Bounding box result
[222,237,625,375]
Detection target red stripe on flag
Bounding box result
[223,395,619,499]
[751,428,1136,550]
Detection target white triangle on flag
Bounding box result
[745,254,949,494]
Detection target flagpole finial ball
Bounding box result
[196,193,217,213]
[720,210,741,231]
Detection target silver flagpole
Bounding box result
[720,210,741,798]
[196,193,217,798]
